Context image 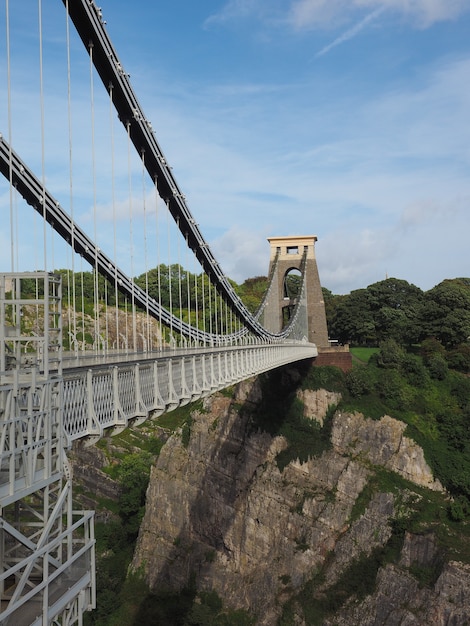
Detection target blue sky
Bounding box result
[1,0,470,294]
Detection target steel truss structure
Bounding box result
[0,273,95,625]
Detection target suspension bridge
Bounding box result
[0,1,330,623]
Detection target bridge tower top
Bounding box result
[267,235,318,262]
[265,235,329,347]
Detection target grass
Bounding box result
[350,346,379,363]
[156,400,203,431]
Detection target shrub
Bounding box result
[448,497,470,522]
[375,370,404,405]
[346,366,374,397]
[447,343,470,373]
[450,376,470,411]
[116,452,153,538]
[400,354,430,388]
[427,354,448,380]
[376,339,405,369]
[420,338,446,365]
[302,365,346,392]
[182,416,193,448]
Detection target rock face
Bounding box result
[331,411,443,491]
[69,442,121,510]
[297,388,341,426]
[323,559,470,626]
[131,377,470,625]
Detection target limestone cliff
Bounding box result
[131,375,470,625]
[323,556,470,626]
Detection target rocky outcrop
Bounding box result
[331,411,443,491]
[131,380,469,625]
[69,442,121,515]
[297,388,341,426]
[323,558,470,626]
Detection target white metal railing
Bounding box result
[62,342,317,442]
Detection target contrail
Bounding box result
[315,6,386,58]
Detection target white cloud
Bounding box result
[399,197,461,230]
[318,227,394,293]
[204,0,275,27]
[287,0,349,29]
[136,51,470,292]
[3,0,469,295]
[363,0,469,27]
[206,0,470,31]
[288,0,469,30]
[211,225,272,283]
[316,188,470,294]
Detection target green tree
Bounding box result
[237,276,268,314]
[345,366,374,397]
[400,353,430,387]
[329,288,376,345]
[116,452,153,538]
[420,337,446,364]
[327,278,424,347]
[367,278,423,345]
[448,343,470,374]
[427,353,448,380]
[420,279,470,348]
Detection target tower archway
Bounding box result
[282,267,302,328]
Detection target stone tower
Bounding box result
[263,235,329,347]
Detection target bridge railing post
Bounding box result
[86,369,100,438]
[152,360,165,416]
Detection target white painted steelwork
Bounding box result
[0,274,95,626]
[61,342,317,443]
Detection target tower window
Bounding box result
[286,246,298,255]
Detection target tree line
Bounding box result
[324,277,470,373]
[47,266,266,314]
[20,269,470,368]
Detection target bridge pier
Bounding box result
[262,236,330,347]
